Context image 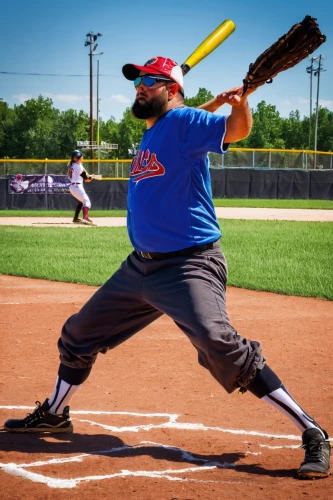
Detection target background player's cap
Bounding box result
[72,150,83,158]
[122,56,184,88]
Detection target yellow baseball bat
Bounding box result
[181,19,236,75]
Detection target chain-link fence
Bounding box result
[210,148,333,170]
[0,160,132,178]
[1,149,332,177]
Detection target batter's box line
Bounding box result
[0,440,253,489]
[0,408,314,490]
[0,407,177,418]
[74,416,333,443]
[3,441,233,469]
[75,416,304,441]
[0,406,307,441]
[0,462,252,489]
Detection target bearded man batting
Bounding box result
[3,16,331,480]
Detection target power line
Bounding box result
[0,71,120,77]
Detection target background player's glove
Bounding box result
[84,174,102,183]
[242,15,326,96]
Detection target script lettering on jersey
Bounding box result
[130,149,165,182]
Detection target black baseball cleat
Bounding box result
[73,217,82,223]
[297,428,331,479]
[4,399,73,433]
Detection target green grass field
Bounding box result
[0,209,127,217]
[212,199,333,209]
[0,198,332,217]
[0,220,332,300]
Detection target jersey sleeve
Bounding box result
[75,164,84,175]
[177,108,228,159]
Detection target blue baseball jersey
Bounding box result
[127,106,228,252]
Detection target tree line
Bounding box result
[0,88,332,160]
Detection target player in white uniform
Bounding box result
[67,150,94,225]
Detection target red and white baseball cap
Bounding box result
[122,56,184,88]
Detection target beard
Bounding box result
[131,95,167,119]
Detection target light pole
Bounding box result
[313,55,326,168]
[94,54,103,172]
[306,57,315,149]
[97,59,101,172]
[84,31,102,159]
[97,60,100,153]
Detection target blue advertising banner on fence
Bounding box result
[8,174,71,194]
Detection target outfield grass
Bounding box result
[221,220,333,300]
[0,209,127,217]
[0,220,332,300]
[0,226,131,284]
[0,198,332,217]
[213,199,333,209]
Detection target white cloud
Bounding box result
[274,96,333,119]
[319,99,333,111]
[13,92,89,105]
[108,94,131,104]
[299,97,309,105]
[43,93,89,104]
[13,93,33,103]
[279,96,309,107]
[283,97,333,111]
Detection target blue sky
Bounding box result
[1,0,332,123]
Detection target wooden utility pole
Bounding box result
[84,32,103,160]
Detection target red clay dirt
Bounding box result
[0,275,332,500]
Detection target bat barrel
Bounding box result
[182,19,236,75]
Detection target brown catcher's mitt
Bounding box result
[242,15,326,96]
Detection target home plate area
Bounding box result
[1,279,332,498]
[0,407,305,490]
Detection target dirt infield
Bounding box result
[0,207,332,227]
[0,275,332,499]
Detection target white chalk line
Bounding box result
[10,441,232,470]
[0,407,313,489]
[0,437,243,489]
[0,302,22,304]
[75,416,304,440]
[0,407,177,417]
[0,301,80,305]
[0,407,304,440]
[0,462,251,489]
[260,444,300,450]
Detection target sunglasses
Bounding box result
[134,75,173,88]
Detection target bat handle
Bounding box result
[181,63,191,76]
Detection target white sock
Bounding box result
[48,376,81,414]
[262,385,325,438]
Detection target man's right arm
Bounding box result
[224,91,253,143]
[198,86,256,143]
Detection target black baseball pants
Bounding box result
[58,245,265,393]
